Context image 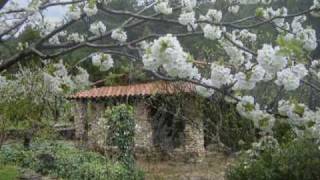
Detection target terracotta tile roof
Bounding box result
[68,81,195,99]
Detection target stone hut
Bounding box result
[68,81,205,158]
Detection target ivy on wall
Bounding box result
[99,104,135,169]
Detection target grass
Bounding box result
[0,165,20,180]
[137,152,234,180]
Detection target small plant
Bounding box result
[226,138,320,180]
[0,140,144,180]
[102,104,136,168]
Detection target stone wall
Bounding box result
[73,100,87,141]
[88,101,105,147]
[182,98,205,157]
[133,101,153,152]
[184,121,205,155]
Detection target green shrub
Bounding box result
[226,138,320,180]
[0,140,144,180]
[202,98,256,151]
[101,104,136,168]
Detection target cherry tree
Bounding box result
[0,0,320,145]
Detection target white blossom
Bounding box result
[239,30,257,42]
[142,34,200,79]
[74,67,90,88]
[239,0,260,4]
[203,24,222,40]
[196,79,215,97]
[261,0,273,4]
[275,68,300,90]
[257,44,288,75]
[90,21,106,36]
[68,6,81,20]
[261,7,288,28]
[67,33,85,42]
[233,66,266,90]
[311,0,320,17]
[91,53,114,71]
[228,5,240,14]
[291,63,308,79]
[205,9,222,23]
[178,11,196,26]
[300,28,318,51]
[26,0,41,12]
[100,56,114,71]
[111,29,127,43]
[181,0,197,12]
[154,0,172,15]
[275,64,307,90]
[220,40,245,66]
[83,3,98,17]
[210,63,233,88]
[237,96,275,132]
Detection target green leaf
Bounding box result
[255,8,264,17]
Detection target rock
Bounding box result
[19,170,41,180]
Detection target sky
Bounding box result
[10,0,152,22]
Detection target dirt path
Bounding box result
[137,152,234,180]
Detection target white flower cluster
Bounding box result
[237,30,257,42]
[195,79,215,97]
[203,24,223,40]
[0,22,8,36]
[181,0,197,12]
[154,0,172,15]
[233,65,266,90]
[179,0,198,31]
[237,96,275,133]
[246,135,279,159]
[220,39,246,66]
[91,53,114,71]
[49,31,67,45]
[74,67,90,89]
[68,6,82,20]
[239,0,259,4]
[178,11,196,27]
[43,61,74,93]
[67,2,98,20]
[201,9,224,40]
[278,100,320,139]
[200,9,222,23]
[310,60,320,79]
[17,42,29,51]
[261,7,288,28]
[287,16,318,51]
[275,64,307,91]
[90,21,107,36]
[111,29,127,43]
[257,44,288,75]
[26,0,41,12]
[210,63,233,88]
[310,0,320,17]
[142,34,200,79]
[240,0,273,4]
[67,33,85,42]
[228,5,240,14]
[83,3,98,17]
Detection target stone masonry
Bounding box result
[73,100,87,141]
[133,101,153,152]
[72,98,205,157]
